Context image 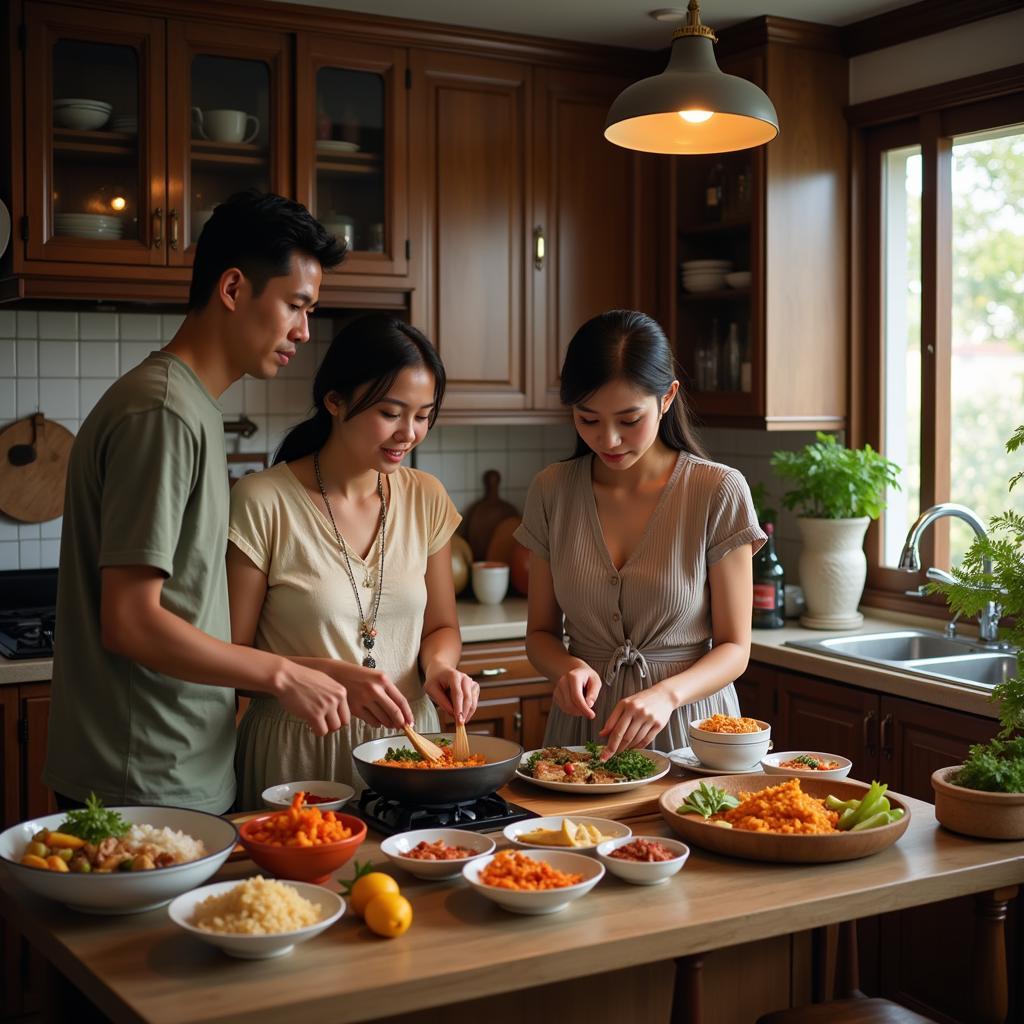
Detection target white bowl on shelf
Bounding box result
[687,717,772,771]
[168,880,344,959]
[595,835,690,885]
[0,806,237,915]
[681,276,726,293]
[503,816,630,854]
[261,780,355,812]
[380,828,495,880]
[463,850,604,915]
[53,99,112,131]
[682,258,732,270]
[725,271,752,288]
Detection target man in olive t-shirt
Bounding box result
[43,191,349,812]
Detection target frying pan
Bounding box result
[352,733,523,804]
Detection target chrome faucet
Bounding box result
[898,503,1002,643]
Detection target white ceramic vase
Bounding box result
[796,516,870,630]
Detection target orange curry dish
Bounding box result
[710,779,840,835]
[695,713,765,734]
[373,745,486,770]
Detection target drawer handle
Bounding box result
[478,667,508,678]
[863,709,876,755]
[151,207,163,248]
[533,225,545,270]
[168,208,179,250]
[880,712,893,759]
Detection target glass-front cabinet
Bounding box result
[24,3,166,265]
[295,36,408,278]
[22,5,289,270]
[165,22,291,265]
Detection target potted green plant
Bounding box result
[928,425,1024,839]
[771,433,900,630]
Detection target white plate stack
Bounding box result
[681,259,732,293]
[54,213,123,240]
[110,114,138,135]
[53,98,112,131]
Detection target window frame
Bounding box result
[852,77,1024,617]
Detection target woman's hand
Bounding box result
[598,686,676,758]
[327,662,413,730]
[553,666,602,719]
[424,667,480,723]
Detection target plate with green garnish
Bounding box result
[516,743,671,793]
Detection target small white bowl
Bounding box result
[595,835,690,885]
[380,828,495,880]
[503,815,630,853]
[168,880,344,959]
[761,751,852,781]
[53,100,111,131]
[681,276,727,293]
[688,718,772,771]
[261,780,355,812]
[463,851,604,915]
[725,270,752,288]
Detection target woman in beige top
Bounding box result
[228,315,478,807]
[514,310,765,759]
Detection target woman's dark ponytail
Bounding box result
[273,313,445,465]
[559,309,706,460]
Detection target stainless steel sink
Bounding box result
[786,629,1016,691]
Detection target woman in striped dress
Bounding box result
[513,310,765,758]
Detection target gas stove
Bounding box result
[0,569,58,659]
[356,788,534,837]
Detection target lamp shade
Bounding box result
[605,33,778,155]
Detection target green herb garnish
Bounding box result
[598,748,658,780]
[678,782,740,819]
[956,737,1024,794]
[383,746,424,763]
[791,754,822,768]
[59,793,130,844]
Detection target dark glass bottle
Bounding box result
[704,161,725,222]
[752,522,785,629]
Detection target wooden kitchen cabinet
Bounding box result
[440,639,553,749]
[671,21,849,430]
[296,34,408,281]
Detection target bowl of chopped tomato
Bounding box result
[239,793,367,884]
[595,835,690,885]
[462,848,604,914]
[261,780,355,812]
[761,751,852,781]
[380,828,496,880]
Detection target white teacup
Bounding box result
[472,561,510,605]
[192,107,259,144]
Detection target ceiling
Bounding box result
[273,0,920,50]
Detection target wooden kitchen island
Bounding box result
[2,780,1022,1024]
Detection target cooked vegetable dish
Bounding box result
[521,743,657,785]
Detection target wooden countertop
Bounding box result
[3,786,1023,1024]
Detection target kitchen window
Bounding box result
[857,86,1024,609]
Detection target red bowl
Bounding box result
[239,811,367,884]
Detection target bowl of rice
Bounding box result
[168,876,344,959]
[0,806,237,915]
[688,714,772,771]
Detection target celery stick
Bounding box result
[825,795,859,812]
[851,810,891,831]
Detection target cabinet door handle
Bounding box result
[533,225,545,270]
[863,709,876,755]
[514,711,523,731]
[880,712,894,759]
[168,208,179,250]
[477,667,508,678]
[151,207,163,249]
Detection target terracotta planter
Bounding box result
[931,766,1024,840]
[796,516,870,630]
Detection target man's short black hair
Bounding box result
[188,190,347,310]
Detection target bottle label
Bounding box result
[706,186,719,207]
[753,583,780,610]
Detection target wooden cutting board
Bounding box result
[462,469,518,560]
[0,413,75,523]
[498,773,684,821]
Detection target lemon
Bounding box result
[349,871,400,917]
[364,892,413,938]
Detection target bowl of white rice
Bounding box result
[0,806,237,915]
[169,877,345,959]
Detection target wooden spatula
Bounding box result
[453,718,471,761]
[402,723,445,763]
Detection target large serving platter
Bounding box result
[659,774,911,864]
[515,745,672,794]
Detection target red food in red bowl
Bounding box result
[239,812,367,884]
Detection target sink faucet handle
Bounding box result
[904,584,929,599]
[944,610,962,638]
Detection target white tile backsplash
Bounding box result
[38,311,79,340]
[18,540,41,569]
[16,379,38,417]
[80,341,119,378]
[119,312,161,341]
[0,542,19,570]
[16,311,38,339]
[39,341,79,377]
[39,378,79,418]
[16,340,37,377]
[0,311,16,338]
[79,312,119,341]
[0,340,15,377]
[0,379,14,422]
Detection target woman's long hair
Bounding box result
[274,314,446,465]
[559,309,706,460]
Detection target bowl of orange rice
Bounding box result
[688,714,772,771]
[462,848,604,914]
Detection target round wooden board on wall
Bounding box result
[0,414,75,523]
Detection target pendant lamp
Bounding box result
[605,0,779,155]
